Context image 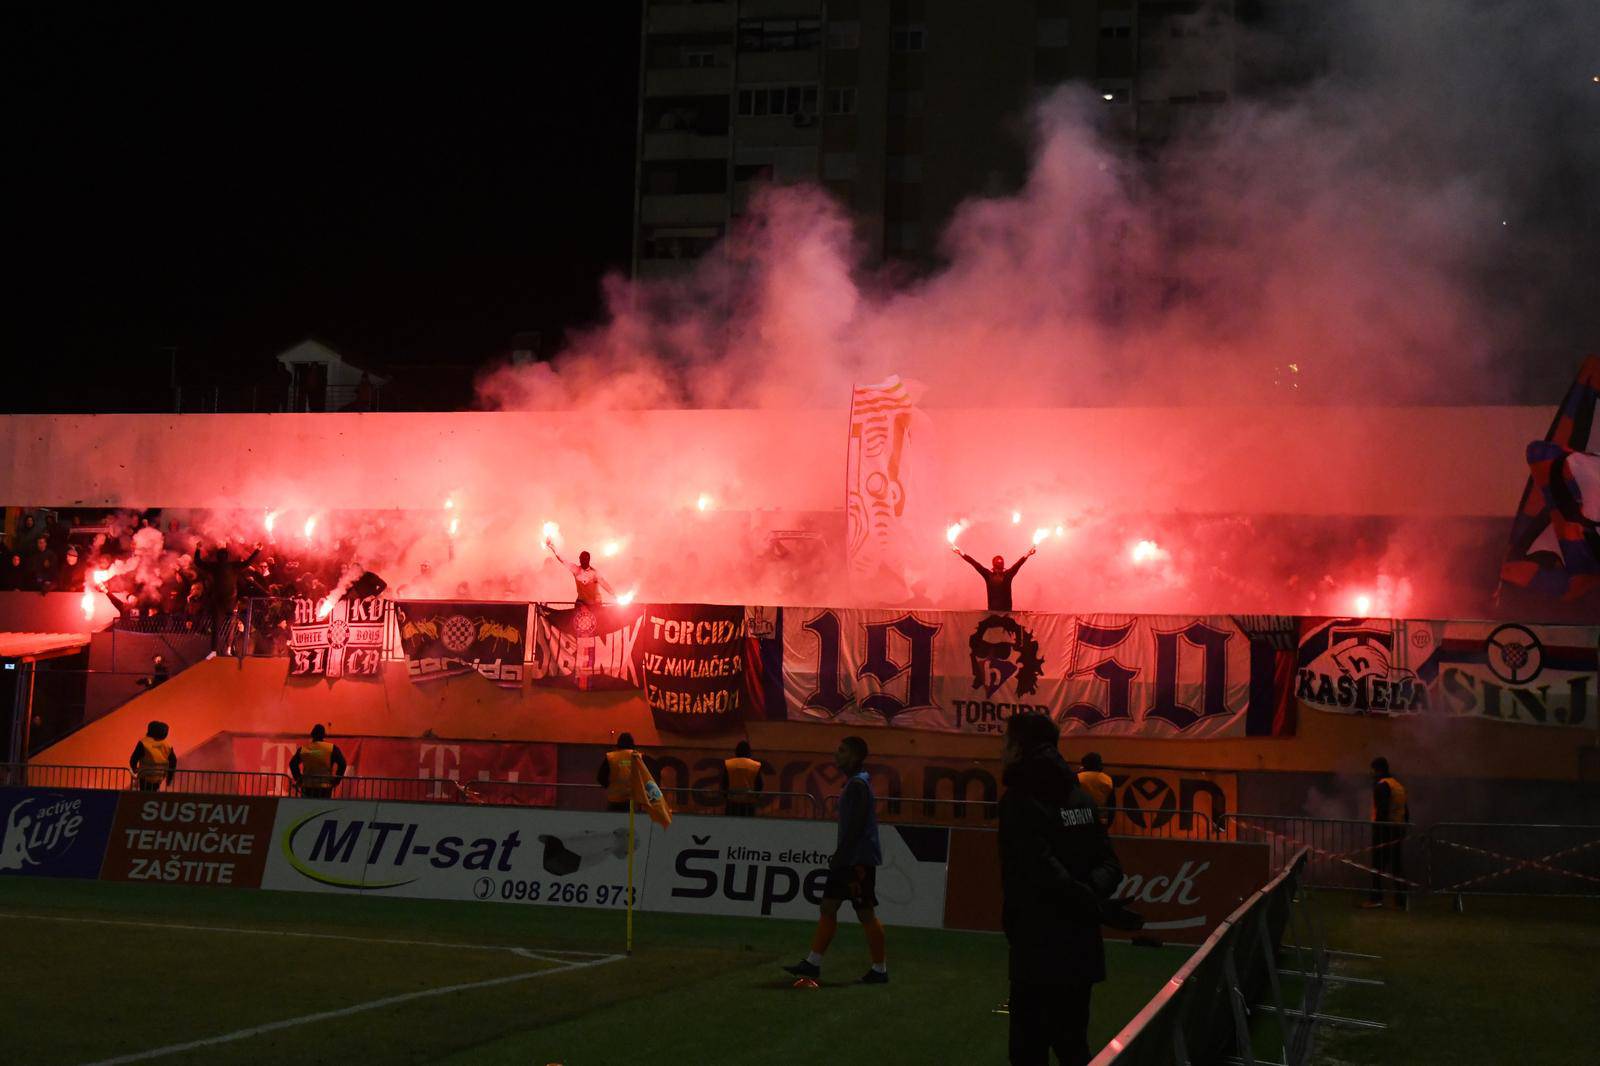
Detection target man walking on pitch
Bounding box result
[783,736,888,984]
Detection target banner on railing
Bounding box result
[286,596,384,679]
[528,603,645,691]
[639,603,749,735]
[0,787,119,879]
[208,734,557,804]
[1297,617,1599,727]
[647,746,1235,833]
[780,609,1292,738]
[396,601,528,687]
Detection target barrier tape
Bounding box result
[1230,817,1424,889]
[1430,835,1600,892]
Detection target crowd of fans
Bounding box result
[2,508,364,652]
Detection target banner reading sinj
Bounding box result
[781,608,1289,738]
[1297,617,1598,727]
[396,601,529,687]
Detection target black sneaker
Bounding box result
[782,959,821,979]
[860,969,889,984]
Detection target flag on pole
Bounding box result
[621,750,672,828]
[1499,356,1600,602]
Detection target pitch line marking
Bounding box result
[0,911,613,959]
[76,953,624,1065]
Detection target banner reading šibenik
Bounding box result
[780,608,1291,737]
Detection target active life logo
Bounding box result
[1,794,89,873]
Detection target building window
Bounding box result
[1097,83,1131,103]
[887,90,924,117]
[826,86,858,115]
[886,154,922,182]
[684,50,717,68]
[886,222,923,251]
[1099,12,1132,39]
[737,84,819,118]
[823,153,858,180]
[826,20,860,49]
[641,226,723,261]
[891,24,926,52]
[1037,18,1071,48]
[738,18,821,52]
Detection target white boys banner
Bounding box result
[781,609,1281,738]
[1296,618,1598,728]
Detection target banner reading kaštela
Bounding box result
[640,603,748,735]
[781,608,1292,738]
[1297,617,1598,727]
[396,600,528,687]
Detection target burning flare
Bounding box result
[303,515,318,540]
[1011,511,1022,524]
[1032,527,1052,546]
[602,540,621,557]
[1130,539,1165,565]
[616,588,636,606]
[264,510,278,536]
[696,493,713,512]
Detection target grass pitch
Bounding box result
[0,878,1184,1065]
[1284,892,1600,1066]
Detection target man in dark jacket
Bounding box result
[1000,713,1140,1066]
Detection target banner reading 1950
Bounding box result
[780,608,1293,738]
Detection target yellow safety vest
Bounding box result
[1077,770,1114,808]
[605,749,635,803]
[724,757,762,799]
[298,741,335,787]
[137,737,173,786]
[1373,776,1408,823]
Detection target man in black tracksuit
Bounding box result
[1000,713,1141,1066]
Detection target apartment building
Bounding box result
[633,1,1238,277]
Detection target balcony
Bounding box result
[737,51,821,84]
[645,66,732,98]
[647,2,735,34]
[639,193,728,226]
[643,131,732,161]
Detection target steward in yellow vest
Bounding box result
[130,720,176,792]
[722,741,765,817]
[1076,751,1115,827]
[290,724,348,798]
[599,733,643,811]
[1364,757,1410,909]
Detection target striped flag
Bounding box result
[1499,356,1600,601]
[846,376,917,584]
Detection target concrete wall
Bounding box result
[0,406,1548,517]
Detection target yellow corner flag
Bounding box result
[624,751,672,829]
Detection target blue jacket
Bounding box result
[833,771,882,867]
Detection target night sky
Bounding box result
[8,9,641,413]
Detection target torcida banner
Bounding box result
[780,608,1293,738]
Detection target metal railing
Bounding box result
[1091,849,1312,1066]
[1219,813,1422,899]
[1428,822,1600,899]
[826,794,1218,839]
[658,785,823,820]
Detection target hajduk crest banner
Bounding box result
[1297,617,1598,728]
[287,596,384,679]
[396,601,528,687]
[780,608,1289,738]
